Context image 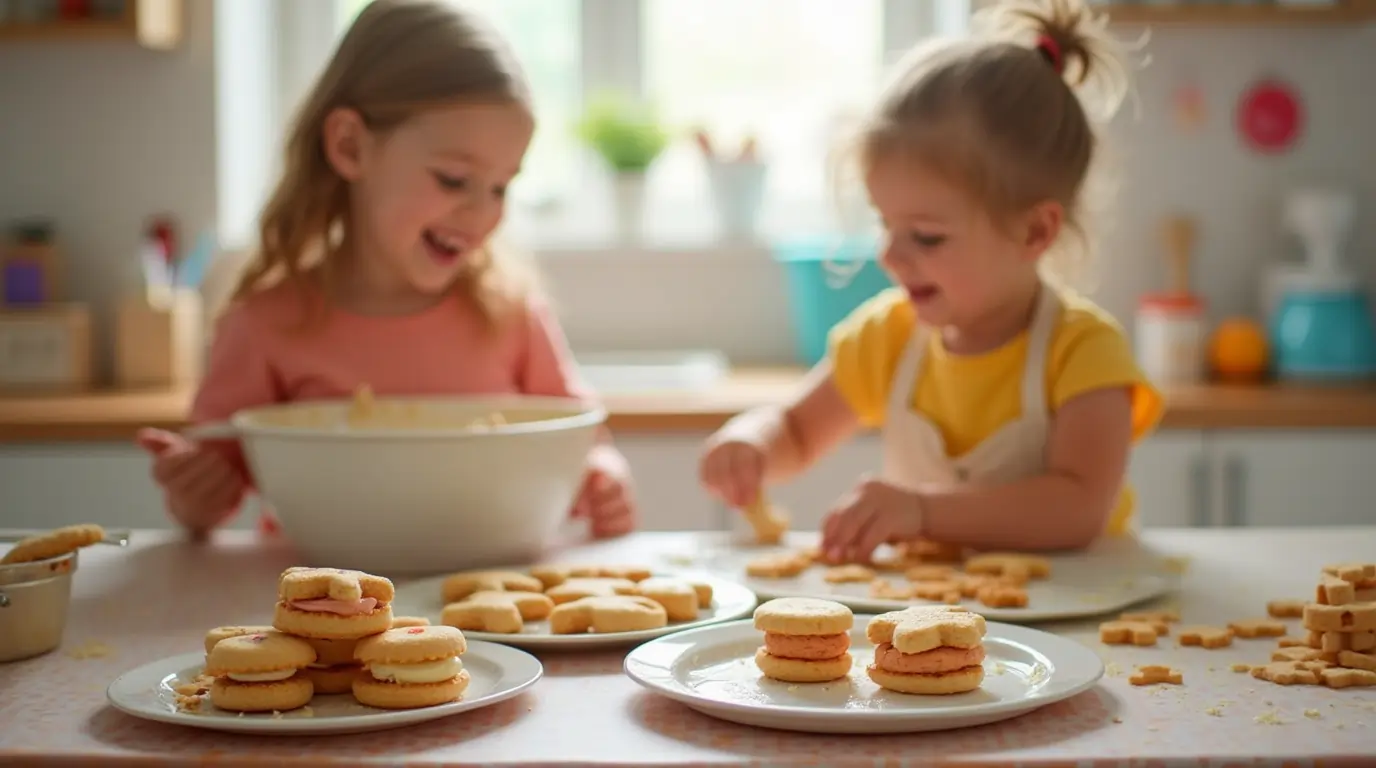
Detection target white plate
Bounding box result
[105,640,541,736]
[391,570,758,650]
[623,617,1103,734]
[689,533,1179,622]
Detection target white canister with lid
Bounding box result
[1135,216,1208,386]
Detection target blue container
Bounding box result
[1269,288,1376,381]
[773,237,892,365]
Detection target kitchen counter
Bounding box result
[2,370,1376,441]
[2,527,1375,767]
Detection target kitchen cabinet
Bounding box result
[1209,432,1376,528]
[1127,431,1208,529]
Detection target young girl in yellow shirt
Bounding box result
[700,0,1163,562]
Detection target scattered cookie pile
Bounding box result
[186,566,454,714]
[1,523,106,565]
[751,598,987,696]
[1096,560,1376,690]
[438,565,714,635]
[746,539,1049,610]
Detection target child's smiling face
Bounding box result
[329,102,533,300]
[865,155,1047,331]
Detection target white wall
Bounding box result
[0,12,1373,378]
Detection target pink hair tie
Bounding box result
[1035,34,1064,74]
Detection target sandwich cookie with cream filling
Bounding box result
[353,625,470,709]
[865,606,986,695]
[753,597,855,683]
[272,566,395,640]
[203,630,316,712]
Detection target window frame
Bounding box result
[217,0,962,251]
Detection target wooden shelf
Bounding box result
[0,0,182,50]
[1100,1,1375,26]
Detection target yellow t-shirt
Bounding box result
[828,287,1164,536]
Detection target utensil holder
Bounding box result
[115,288,204,389]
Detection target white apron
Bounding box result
[881,286,1060,491]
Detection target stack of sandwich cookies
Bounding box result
[753,597,855,683]
[865,606,986,695]
[203,630,317,712]
[353,626,470,709]
[272,567,396,694]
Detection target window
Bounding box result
[251,0,951,249]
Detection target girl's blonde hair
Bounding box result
[232,0,535,327]
[845,0,1140,288]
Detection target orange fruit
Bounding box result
[1208,318,1269,382]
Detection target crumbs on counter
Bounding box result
[66,640,114,659]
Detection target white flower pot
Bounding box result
[611,173,647,243]
[707,160,767,242]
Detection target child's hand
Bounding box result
[820,475,925,563]
[137,428,245,534]
[572,444,637,538]
[699,433,767,508]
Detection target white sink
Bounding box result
[574,350,729,394]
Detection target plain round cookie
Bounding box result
[866,664,984,695]
[755,648,853,683]
[353,669,470,709]
[0,523,104,564]
[754,597,854,636]
[303,664,361,695]
[210,675,314,712]
[356,625,467,664]
[273,601,395,640]
[204,631,316,676]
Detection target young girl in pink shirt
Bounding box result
[137,0,636,540]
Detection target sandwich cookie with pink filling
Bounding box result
[353,625,471,709]
[272,567,394,692]
[753,597,855,683]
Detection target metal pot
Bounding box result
[0,550,77,663]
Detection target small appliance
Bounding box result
[1268,188,1376,381]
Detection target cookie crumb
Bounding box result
[1254,710,1284,725]
[1204,707,1223,717]
[66,640,114,659]
[1105,662,1122,677]
[1112,716,1123,724]
[1230,663,1251,673]
[1304,709,1321,719]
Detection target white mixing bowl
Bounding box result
[228,395,605,575]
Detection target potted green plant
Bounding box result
[576,92,669,241]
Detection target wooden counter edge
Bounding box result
[2,372,1376,442]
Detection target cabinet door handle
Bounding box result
[1223,456,1246,528]
[1189,454,1211,527]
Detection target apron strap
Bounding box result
[1020,285,1061,417]
[885,322,929,421]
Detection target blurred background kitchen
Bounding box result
[1,0,1374,533]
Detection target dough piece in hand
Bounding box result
[823,564,875,584]
[273,567,394,640]
[1128,665,1182,686]
[1177,626,1233,649]
[745,553,810,579]
[1099,621,1158,646]
[1227,618,1287,638]
[548,595,668,634]
[441,590,555,634]
[440,570,543,602]
[753,598,854,683]
[353,626,470,709]
[545,577,638,605]
[741,494,789,545]
[633,577,708,622]
[1,523,105,564]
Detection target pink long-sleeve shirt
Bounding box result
[192,281,589,490]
